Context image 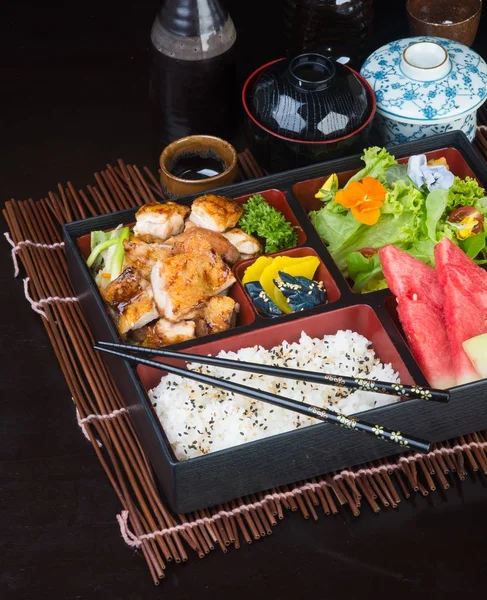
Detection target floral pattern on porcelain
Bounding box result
[361,36,487,123]
[375,112,477,146]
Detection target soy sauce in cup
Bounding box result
[160,135,239,198]
[169,152,227,181]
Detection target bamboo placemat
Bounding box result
[3,138,487,584]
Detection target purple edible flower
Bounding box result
[407,154,454,192]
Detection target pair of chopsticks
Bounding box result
[95,342,449,453]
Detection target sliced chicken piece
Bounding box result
[189,195,243,232]
[195,296,238,337]
[167,226,240,265]
[123,239,173,280]
[184,221,197,231]
[133,202,190,242]
[138,318,196,347]
[222,228,263,257]
[151,245,236,322]
[104,267,159,335]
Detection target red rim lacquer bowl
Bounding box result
[242,56,377,173]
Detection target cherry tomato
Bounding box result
[357,247,378,259]
[448,206,484,234]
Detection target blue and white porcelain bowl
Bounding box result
[360,36,487,145]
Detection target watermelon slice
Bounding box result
[396,298,456,389]
[434,238,487,385]
[435,237,487,310]
[379,245,444,310]
[379,245,456,389]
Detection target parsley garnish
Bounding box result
[238,194,298,253]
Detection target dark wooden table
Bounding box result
[2,1,487,598]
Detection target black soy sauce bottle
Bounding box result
[150,0,238,152]
[283,0,375,69]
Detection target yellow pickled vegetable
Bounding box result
[281,256,319,280]
[273,257,320,313]
[259,256,321,314]
[242,256,274,285]
[315,173,338,199]
[259,257,293,305]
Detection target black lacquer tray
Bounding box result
[64,131,487,513]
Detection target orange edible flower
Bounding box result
[335,177,387,225]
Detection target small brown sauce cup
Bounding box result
[406,0,482,47]
[159,135,239,198]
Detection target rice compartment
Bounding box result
[149,330,400,461]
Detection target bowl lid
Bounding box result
[360,36,487,123]
[249,53,370,141]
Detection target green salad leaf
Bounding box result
[407,239,436,265]
[382,178,424,216]
[348,146,398,185]
[330,211,422,273]
[309,207,363,253]
[447,176,486,210]
[347,252,387,293]
[238,194,298,253]
[425,189,449,242]
[461,231,487,259]
[385,164,409,186]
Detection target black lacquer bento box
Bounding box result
[64,131,487,513]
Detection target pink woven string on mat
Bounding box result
[4,231,65,277]
[23,277,78,318]
[75,405,129,447]
[116,437,487,548]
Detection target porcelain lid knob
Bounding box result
[400,41,451,81]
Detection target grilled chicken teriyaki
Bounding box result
[97,196,260,347]
[188,195,243,231]
[133,202,190,242]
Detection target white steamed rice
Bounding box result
[149,330,400,461]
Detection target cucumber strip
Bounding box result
[110,227,130,280]
[90,230,109,251]
[86,238,119,268]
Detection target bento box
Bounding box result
[64,131,487,513]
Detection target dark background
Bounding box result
[2,1,487,599]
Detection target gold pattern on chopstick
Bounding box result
[372,425,385,438]
[390,431,409,447]
[337,414,358,429]
[391,383,408,397]
[323,375,345,386]
[410,386,433,400]
[354,377,378,392]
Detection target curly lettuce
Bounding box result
[348,146,398,185]
[447,176,485,210]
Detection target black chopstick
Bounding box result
[94,344,432,453]
[97,341,450,403]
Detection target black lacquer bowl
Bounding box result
[242,54,376,173]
